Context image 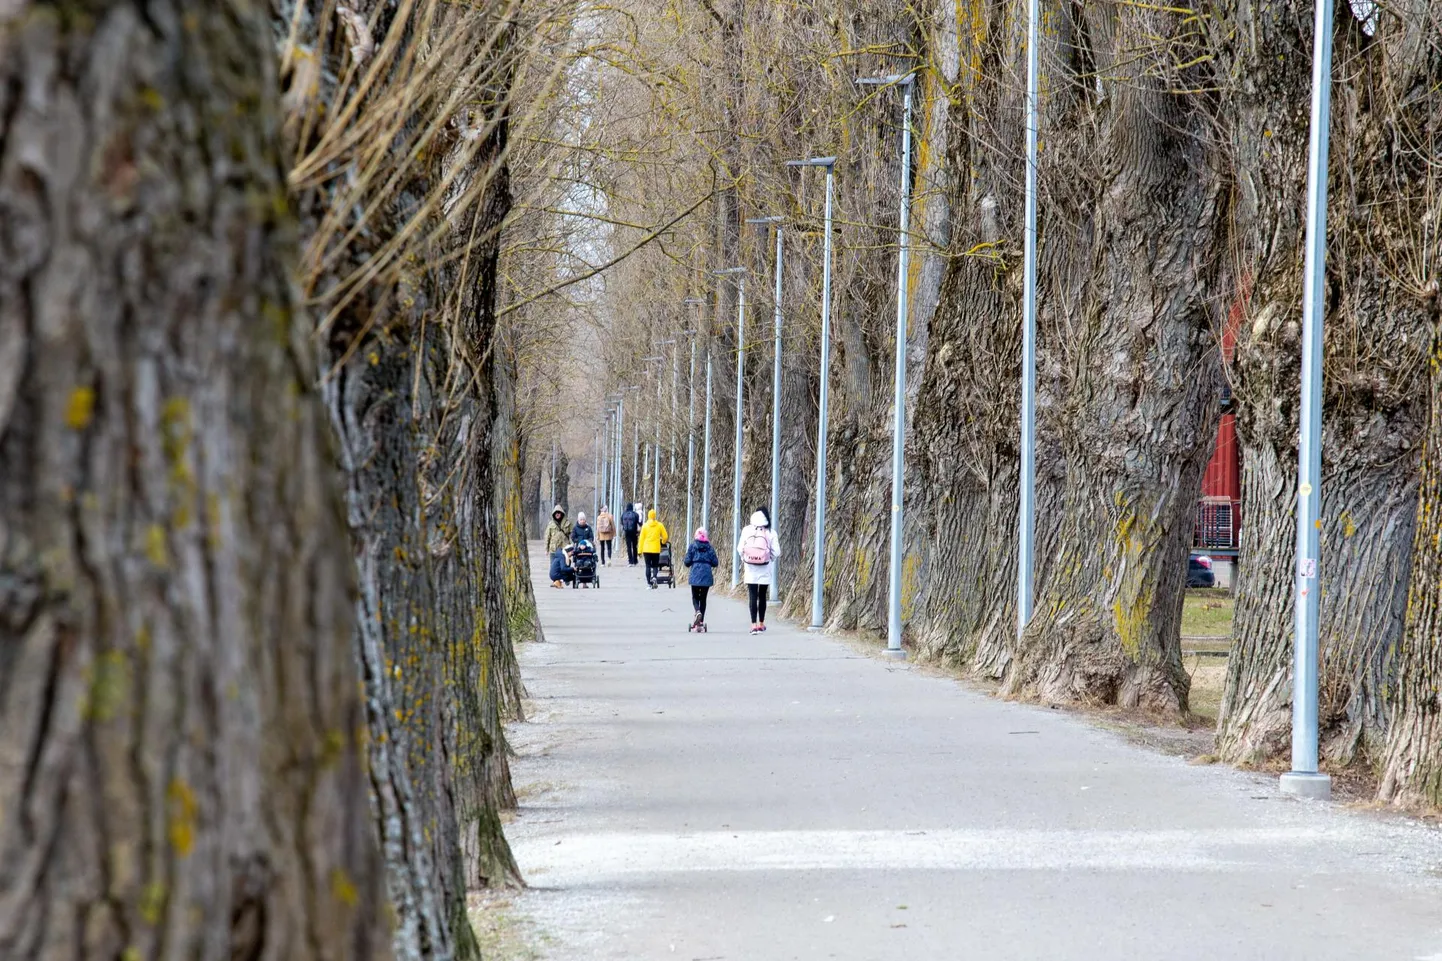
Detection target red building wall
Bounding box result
[1193,283,1244,554]
[1202,413,1240,501]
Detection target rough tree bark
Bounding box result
[776,0,942,629]
[520,436,542,540]
[1003,1,1226,712]
[0,3,388,959]
[553,449,571,517]
[1215,1,1439,766]
[495,326,543,644]
[281,1,525,957]
[909,0,1029,674]
[1380,319,1442,806]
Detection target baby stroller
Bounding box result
[572,539,600,589]
[653,542,676,588]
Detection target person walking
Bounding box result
[572,511,596,546]
[737,509,781,634]
[638,508,669,588]
[683,528,720,631]
[620,502,642,566]
[595,505,616,565]
[544,505,572,555]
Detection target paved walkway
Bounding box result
[504,544,1442,960]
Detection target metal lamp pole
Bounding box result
[786,156,837,630]
[656,340,676,505]
[670,341,680,472]
[1018,0,1040,638]
[859,71,917,658]
[684,299,704,537]
[715,267,748,588]
[642,354,666,514]
[1282,0,1337,802]
[747,215,785,597]
[616,396,625,513]
[702,338,715,531]
[608,405,619,511]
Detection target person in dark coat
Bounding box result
[620,503,642,566]
[572,511,596,546]
[548,546,574,589]
[683,528,720,630]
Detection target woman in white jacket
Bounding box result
[736,509,781,634]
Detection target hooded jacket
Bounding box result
[620,505,641,533]
[683,539,720,587]
[543,506,572,554]
[736,510,781,586]
[638,509,669,554]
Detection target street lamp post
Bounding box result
[656,340,677,506]
[1282,0,1337,803]
[670,341,680,473]
[684,299,704,537]
[1018,0,1040,639]
[616,396,626,513]
[785,156,837,630]
[642,354,666,517]
[608,404,619,511]
[747,215,785,598]
[858,71,916,658]
[715,266,748,588]
[702,337,715,532]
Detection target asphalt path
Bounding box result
[503,544,1442,960]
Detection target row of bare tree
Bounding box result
[552,0,1441,810]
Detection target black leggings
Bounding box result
[691,585,710,618]
[625,531,639,564]
[747,584,769,623]
[599,539,613,563]
[644,552,660,583]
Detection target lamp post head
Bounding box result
[683,297,705,305]
[856,71,916,87]
[746,216,783,225]
[785,156,837,168]
[712,267,746,276]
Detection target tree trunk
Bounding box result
[908,0,1026,675]
[1215,0,1438,766]
[521,438,542,540]
[282,0,526,954]
[495,330,544,645]
[1380,324,1442,806]
[1002,1,1226,713]
[0,4,389,959]
[553,449,571,518]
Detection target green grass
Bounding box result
[1181,589,1233,639]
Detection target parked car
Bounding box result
[1188,555,1215,589]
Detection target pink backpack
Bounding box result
[741,530,772,565]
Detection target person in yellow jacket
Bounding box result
[638,508,669,589]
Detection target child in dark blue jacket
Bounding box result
[683,528,720,631]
